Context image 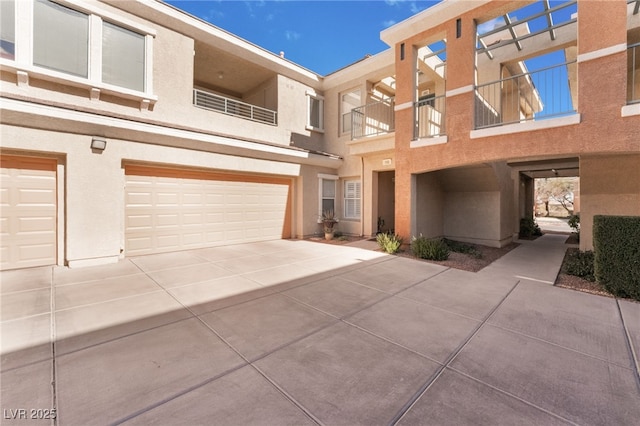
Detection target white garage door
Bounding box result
[1,155,57,270]
[124,165,292,256]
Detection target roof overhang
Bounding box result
[101,0,322,88]
[380,0,492,46]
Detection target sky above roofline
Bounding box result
[165,0,442,76]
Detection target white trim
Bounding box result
[317,173,339,180]
[56,0,157,36]
[318,175,338,218]
[380,0,491,46]
[306,91,325,132]
[5,1,156,98]
[67,255,120,269]
[470,114,581,139]
[577,43,627,63]
[2,98,333,162]
[622,103,640,117]
[305,89,324,100]
[394,101,413,111]
[446,85,474,98]
[410,135,448,148]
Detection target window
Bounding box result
[7,0,154,100]
[318,175,337,217]
[321,178,335,213]
[341,88,361,134]
[344,180,361,219]
[0,0,15,60]
[103,21,145,91]
[307,92,324,131]
[33,0,89,77]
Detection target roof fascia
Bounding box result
[322,49,394,90]
[103,0,322,87]
[380,0,492,46]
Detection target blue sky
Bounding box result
[166,0,440,75]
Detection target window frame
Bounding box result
[318,174,338,218]
[306,90,325,132]
[1,0,156,106]
[343,179,361,220]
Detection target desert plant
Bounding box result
[376,232,403,254]
[411,235,449,261]
[321,209,338,233]
[443,238,482,259]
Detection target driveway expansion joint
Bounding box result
[389,279,521,425]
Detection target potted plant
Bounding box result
[321,209,338,240]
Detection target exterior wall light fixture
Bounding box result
[91,137,107,151]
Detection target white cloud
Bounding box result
[383,19,397,28]
[203,9,224,22]
[285,30,301,41]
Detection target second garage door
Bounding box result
[125,165,292,256]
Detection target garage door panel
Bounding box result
[1,156,57,270]
[18,216,55,232]
[125,167,290,256]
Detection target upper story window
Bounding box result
[306,91,324,132]
[341,88,361,135]
[2,0,156,105]
[102,21,145,92]
[1,0,16,60]
[34,0,89,78]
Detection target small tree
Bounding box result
[535,177,576,216]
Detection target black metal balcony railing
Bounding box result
[414,94,446,139]
[351,98,395,140]
[193,89,277,125]
[629,42,640,104]
[475,61,576,129]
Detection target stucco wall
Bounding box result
[579,154,640,251]
[443,192,501,245]
[1,124,305,267]
[414,172,444,239]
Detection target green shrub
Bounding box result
[562,249,595,282]
[376,232,403,254]
[519,217,542,238]
[443,238,482,259]
[593,215,640,301]
[411,235,450,261]
[568,214,580,241]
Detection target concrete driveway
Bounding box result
[2,235,639,425]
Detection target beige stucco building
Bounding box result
[1,0,639,270]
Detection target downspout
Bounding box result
[361,156,365,237]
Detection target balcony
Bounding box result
[629,42,640,104]
[193,89,277,126]
[475,61,576,129]
[414,94,446,139]
[351,98,395,140]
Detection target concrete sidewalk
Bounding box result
[2,237,639,425]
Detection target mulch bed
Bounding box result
[555,273,614,298]
[307,235,368,245]
[398,242,520,273]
